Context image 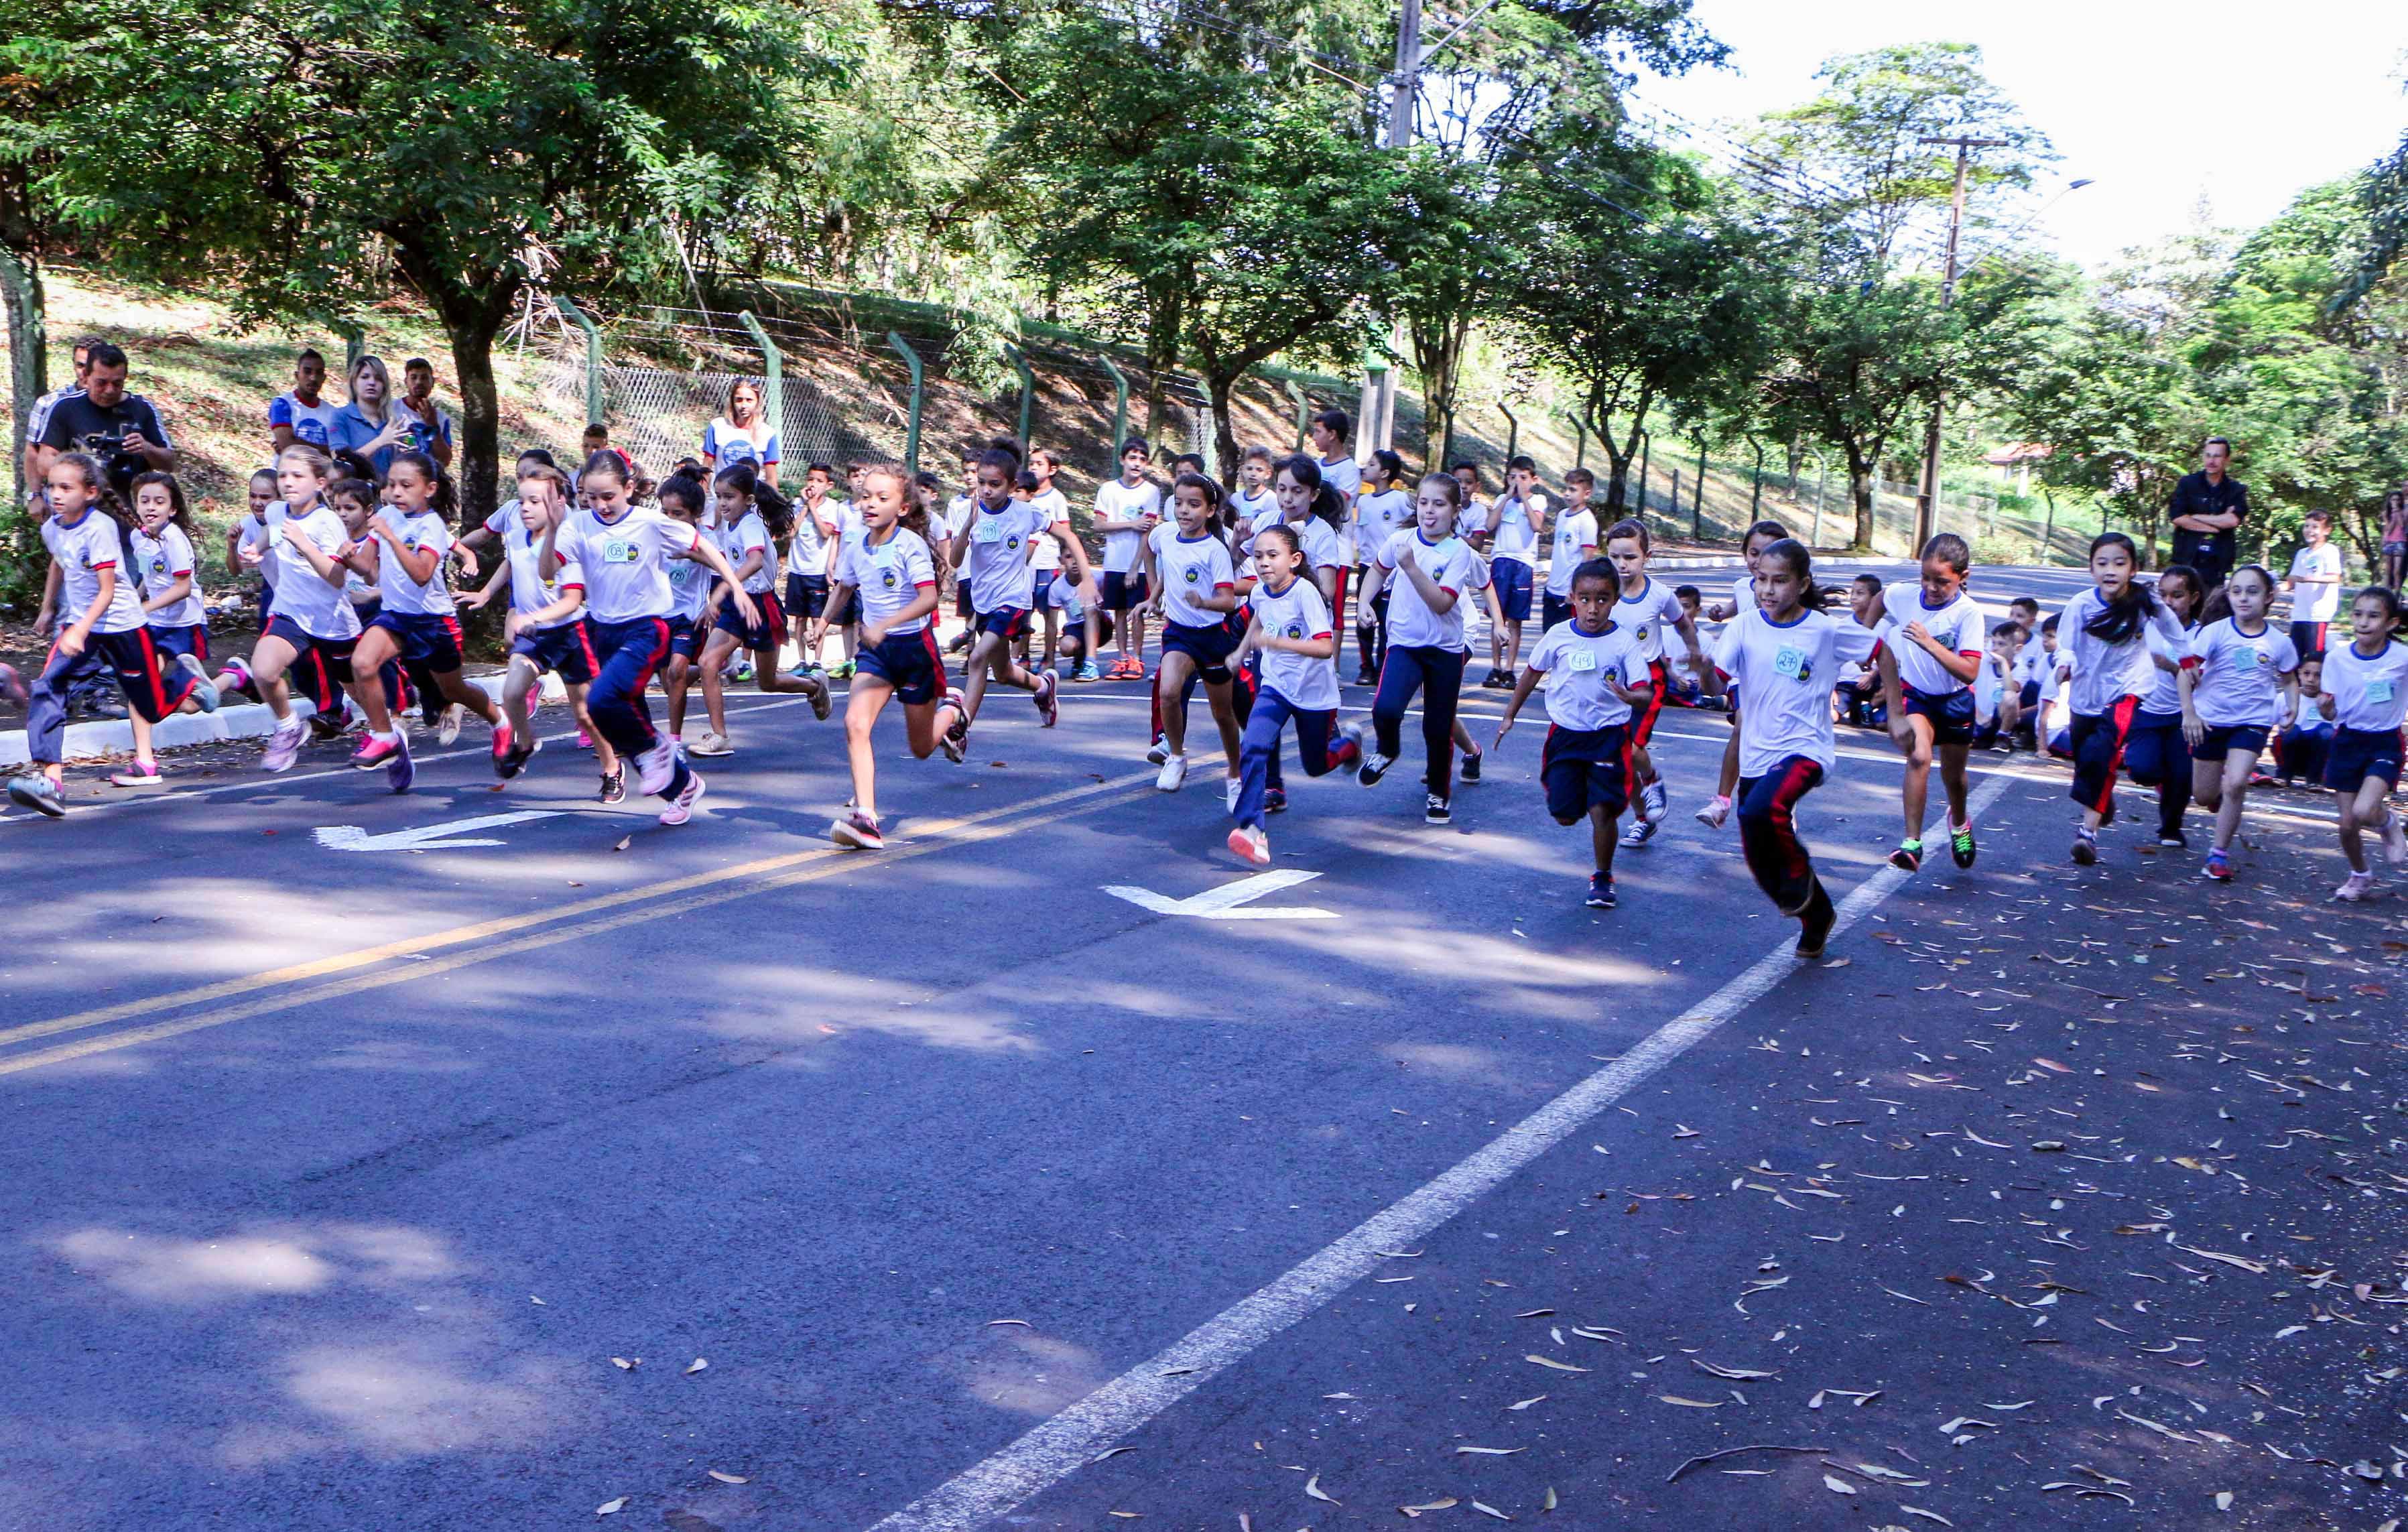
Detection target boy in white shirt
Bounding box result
[2282,510,2344,658]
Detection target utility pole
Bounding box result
[1913,135,2005,554]
[1358,0,1422,456]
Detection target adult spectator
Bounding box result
[32,340,176,496]
[267,348,340,452]
[395,357,456,468]
[702,379,779,485]
[2168,437,2248,589]
[21,335,98,499]
[327,354,414,477]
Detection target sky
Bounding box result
[1635,0,2408,269]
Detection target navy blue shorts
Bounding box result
[668,614,704,661]
[1491,558,1534,623]
[857,626,945,704]
[1903,685,1977,746]
[1162,618,1239,684]
[262,615,358,711]
[713,588,785,653]
[1541,592,1572,632]
[1100,571,1150,613]
[976,607,1032,641]
[826,588,859,627]
[2326,726,2404,795]
[370,609,466,672]
[1541,724,1631,822]
[2193,723,2271,763]
[784,572,828,621]
[147,623,208,665]
[511,622,596,685]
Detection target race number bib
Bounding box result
[1568,647,1598,673]
[1774,645,1808,680]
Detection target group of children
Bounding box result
[15,413,2405,954]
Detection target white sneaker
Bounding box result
[635,739,677,796]
[2386,812,2407,867]
[1640,779,1669,822]
[1695,794,1730,829]
[1145,733,1170,766]
[1156,753,1189,792]
[261,717,304,773]
[659,770,706,826]
[690,730,735,758]
[2334,871,2373,903]
[438,702,466,746]
[1227,824,1271,866]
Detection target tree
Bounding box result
[11,0,836,521]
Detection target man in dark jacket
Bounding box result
[2168,437,2246,590]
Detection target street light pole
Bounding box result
[1357,0,1423,456]
[1913,135,2007,554]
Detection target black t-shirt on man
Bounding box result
[2167,470,2247,577]
[38,392,173,495]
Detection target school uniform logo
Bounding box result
[1775,645,1812,682]
[1182,566,1201,585]
[878,566,901,590]
[1006,535,1021,550]
[603,539,637,564]
[1281,620,1305,640]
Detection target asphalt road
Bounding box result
[4,561,2403,1532]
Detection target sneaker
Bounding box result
[1586,873,1617,909]
[807,672,833,721]
[1459,749,1482,784]
[577,730,594,751]
[1639,779,1668,822]
[2157,829,2188,848]
[1033,669,1059,727]
[946,632,972,654]
[109,763,166,789]
[1354,667,1377,686]
[2246,768,2273,787]
[498,735,540,780]
[2204,850,2233,882]
[1795,879,1836,959]
[489,720,515,777]
[2071,830,2098,866]
[831,810,885,850]
[1358,749,1394,787]
[263,717,305,772]
[1225,776,1241,813]
[659,769,706,826]
[438,702,466,746]
[1480,667,1508,690]
[1621,817,1657,847]
[219,654,257,701]
[1696,794,1730,829]
[1156,753,1189,792]
[1949,820,1976,869]
[731,659,756,684]
[175,653,220,713]
[690,730,735,758]
[1425,793,1451,824]
[828,661,856,680]
[598,767,626,804]
[1265,786,1287,814]
[1074,661,1104,684]
[351,733,401,772]
[1227,824,1272,866]
[7,772,65,818]
[2386,813,2408,866]
[938,690,968,764]
[1145,733,1171,767]
[635,739,678,796]
[384,730,415,793]
[2334,871,2374,903]
[307,709,351,743]
[1889,840,1923,873]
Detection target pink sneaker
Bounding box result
[489,720,515,778]
[351,734,401,772]
[577,730,594,750]
[1033,668,1059,727]
[1226,824,1271,866]
[261,718,304,773]
[658,769,705,826]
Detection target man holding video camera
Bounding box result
[32,340,177,497]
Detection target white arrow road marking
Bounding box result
[1100,869,1338,920]
[314,811,564,852]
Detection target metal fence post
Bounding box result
[1284,380,1310,451]
[554,298,605,427]
[737,310,782,432]
[887,331,924,477]
[1100,355,1130,457]
[1006,344,1035,446]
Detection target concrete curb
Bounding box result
[1,671,558,768]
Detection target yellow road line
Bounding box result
[0,773,1155,1073]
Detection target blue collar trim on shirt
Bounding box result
[1762,608,1812,629]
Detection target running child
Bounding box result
[2177,563,2299,881]
[1493,557,1653,909]
[1143,472,1243,799]
[114,470,215,787]
[1695,539,1876,957]
[1020,450,1075,672]
[691,462,830,755]
[542,450,755,825]
[1350,471,1491,825]
[8,454,218,818]
[2055,533,2195,865]
[1872,532,1986,871]
[1224,523,1361,865]
[1540,468,1600,633]
[2120,564,2202,843]
[1479,456,1549,687]
[1352,449,1416,682]
[1090,438,1163,681]
[656,471,719,770]
[2318,586,2408,901]
[946,447,1093,752]
[237,446,377,775]
[455,460,609,783]
[814,464,962,850]
[1602,518,1706,847]
[229,466,280,618]
[1696,519,1790,828]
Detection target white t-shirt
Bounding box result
[43,511,147,633]
[264,501,363,640]
[2320,639,2408,732]
[131,524,206,629]
[835,526,937,635]
[497,510,582,627]
[238,511,279,589]
[962,500,1051,614]
[373,507,454,617]
[789,495,833,570]
[552,504,700,624]
[268,391,340,450]
[1318,455,1363,562]
[1973,649,2005,724]
[716,509,776,595]
[1713,607,1881,779]
[2054,588,2192,717]
[666,535,714,622]
[2287,544,2344,623]
[1096,478,1163,575]
[1608,574,1688,664]
[703,416,780,471]
[1249,575,1338,712]
[2137,621,2196,716]
[1147,523,1237,628]
[1488,491,1548,562]
[1378,528,1490,652]
[2186,618,2299,729]
[1356,487,1415,556]
[1239,513,1343,575]
[1230,486,1280,533]
[1528,618,1645,730]
[1027,488,1070,572]
[1876,582,1986,696]
[1545,509,1599,598]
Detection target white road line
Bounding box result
[865,766,2020,1532]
